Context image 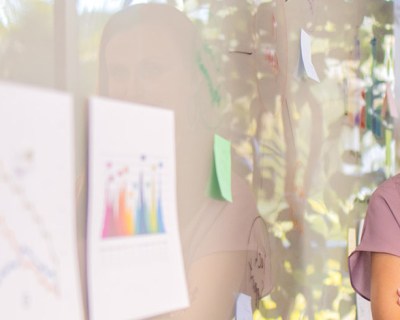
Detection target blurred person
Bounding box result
[98,3,273,319]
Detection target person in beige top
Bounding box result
[98,3,273,319]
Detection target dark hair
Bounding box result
[98,3,198,96]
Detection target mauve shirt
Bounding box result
[348,174,400,300]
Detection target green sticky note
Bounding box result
[209,134,232,202]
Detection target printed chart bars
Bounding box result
[101,158,166,238]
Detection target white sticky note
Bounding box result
[300,29,320,82]
[236,293,252,320]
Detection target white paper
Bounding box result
[236,293,253,320]
[0,82,83,319]
[87,97,189,320]
[300,29,320,82]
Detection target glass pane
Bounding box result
[76,0,396,319]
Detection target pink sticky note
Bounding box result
[386,82,398,118]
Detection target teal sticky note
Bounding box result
[366,108,372,130]
[209,134,232,202]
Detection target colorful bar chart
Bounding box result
[101,156,166,238]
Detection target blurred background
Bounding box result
[0,0,398,319]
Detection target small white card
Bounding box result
[236,293,253,320]
[299,29,320,82]
[356,293,372,320]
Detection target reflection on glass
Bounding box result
[98,3,273,319]
[0,0,54,87]
[76,0,398,319]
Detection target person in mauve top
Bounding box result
[349,174,400,319]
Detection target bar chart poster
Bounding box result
[101,157,166,238]
[88,97,189,320]
[0,82,83,320]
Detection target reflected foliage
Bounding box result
[77,0,397,319]
[0,1,54,87]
